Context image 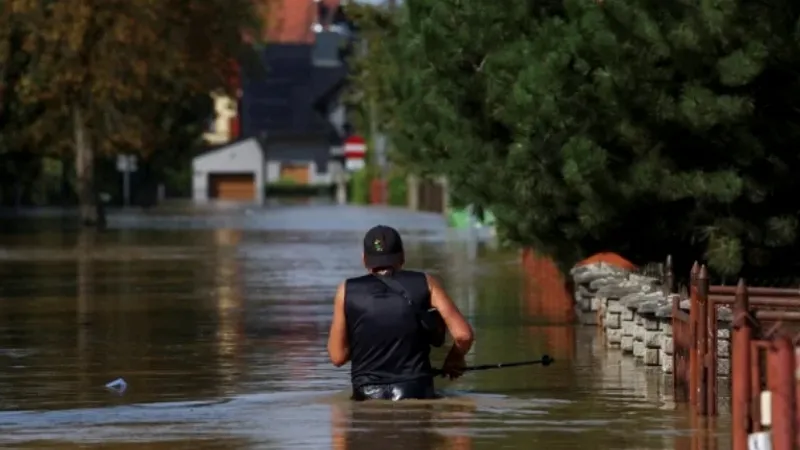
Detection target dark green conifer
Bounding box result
[351,0,800,277]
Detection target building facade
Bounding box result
[194,0,354,202]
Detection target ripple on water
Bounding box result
[0,389,576,443]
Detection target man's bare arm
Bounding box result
[327,282,350,366]
[427,274,474,354]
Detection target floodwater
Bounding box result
[0,202,729,449]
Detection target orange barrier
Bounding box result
[574,252,637,271]
[521,248,574,324]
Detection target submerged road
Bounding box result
[0,203,727,449]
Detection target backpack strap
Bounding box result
[373,272,445,347]
[372,274,415,307]
[372,271,430,308]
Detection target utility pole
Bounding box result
[370,98,388,205]
[361,34,387,205]
[368,0,397,205]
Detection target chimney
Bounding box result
[311,0,325,33]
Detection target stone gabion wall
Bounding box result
[570,262,732,376]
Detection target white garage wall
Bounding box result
[192,138,265,204]
[266,161,281,183]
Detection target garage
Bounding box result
[208,173,256,201]
[192,138,266,205]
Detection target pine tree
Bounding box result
[555,0,800,276]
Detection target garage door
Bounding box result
[279,163,310,185]
[208,173,256,201]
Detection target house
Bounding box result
[192,0,355,203]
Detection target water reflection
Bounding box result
[77,230,92,405]
[0,228,245,411]
[212,228,245,395]
[331,401,475,450]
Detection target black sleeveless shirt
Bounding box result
[344,269,433,388]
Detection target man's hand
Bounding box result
[440,345,467,380]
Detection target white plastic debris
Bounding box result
[104,377,127,395]
[748,431,772,450]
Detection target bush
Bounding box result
[348,168,370,205]
[387,172,407,206]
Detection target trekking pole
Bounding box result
[432,354,554,376]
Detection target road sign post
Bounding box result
[116,154,138,207]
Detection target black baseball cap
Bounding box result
[363,225,405,269]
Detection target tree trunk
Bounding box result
[73,105,102,226]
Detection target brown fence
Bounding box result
[665,257,800,450]
[729,281,800,450]
[417,178,444,213]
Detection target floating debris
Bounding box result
[0,348,33,359]
[104,378,128,395]
[748,431,771,450]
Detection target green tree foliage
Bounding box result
[0,0,259,221]
[351,0,800,277]
[342,3,399,136]
[0,7,55,205]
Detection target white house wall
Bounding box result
[266,161,281,183]
[310,161,332,185]
[192,138,265,204]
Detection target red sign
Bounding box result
[344,135,366,158]
[344,135,367,171]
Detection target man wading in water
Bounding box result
[327,225,475,401]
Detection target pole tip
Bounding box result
[698,265,708,279]
[734,277,749,310]
[737,277,746,290]
[541,354,554,366]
